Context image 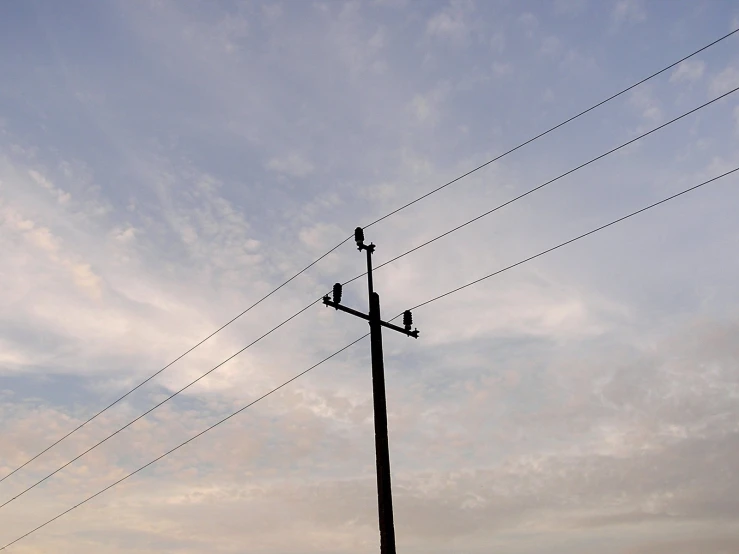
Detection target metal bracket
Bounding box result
[323,298,418,338]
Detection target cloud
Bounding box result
[625,536,739,554]
[409,82,451,124]
[113,226,137,243]
[28,169,71,204]
[554,0,588,16]
[669,59,705,84]
[68,262,104,300]
[426,0,474,44]
[492,61,512,76]
[518,12,539,38]
[710,65,739,96]
[427,12,465,41]
[3,1,739,552]
[540,35,563,56]
[4,312,739,551]
[613,0,646,23]
[261,3,283,21]
[3,210,59,254]
[298,221,344,252]
[629,85,662,122]
[0,152,273,384]
[1,203,104,301]
[489,31,505,53]
[411,94,432,122]
[372,0,409,7]
[266,153,315,177]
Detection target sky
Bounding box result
[1,0,739,552]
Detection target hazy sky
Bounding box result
[1,1,739,552]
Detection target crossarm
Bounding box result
[323,297,419,338]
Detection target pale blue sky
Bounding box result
[1,1,739,553]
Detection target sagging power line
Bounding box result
[3,84,736,512]
[3,165,737,550]
[3,28,734,486]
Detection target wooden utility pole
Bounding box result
[322,227,419,554]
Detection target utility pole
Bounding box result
[323,227,419,554]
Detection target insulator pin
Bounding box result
[354,227,365,245]
[403,310,413,330]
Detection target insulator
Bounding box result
[403,310,413,329]
[354,227,365,244]
[333,282,343,304]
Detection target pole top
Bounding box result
[355,227,375,253]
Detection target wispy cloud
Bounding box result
[1,1,738,552]
[710,64,739,95]
[266,153,316,177]
[669,59,705,84]
[612,0,647,23]
[426,0,475,44]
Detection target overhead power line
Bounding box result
[4,165,736,550]
[0,242,343,486]
[359,30,738,230]
[0,334,369,551]
[2,28,733,485]
[405,167,739,312]
[2,84,735,511]
[0,298,322,510]
[347,85,739,285]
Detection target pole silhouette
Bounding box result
[323,227,419,554]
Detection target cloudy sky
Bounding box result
[2,0,739,552]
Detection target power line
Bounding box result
[3,83,735,511]
[0,298,322,510]
[0,244,347,485]
[406,167,739,312]
[342,86,739,285]
[4,165,736,550]
[0,334,369,551]
[361,28,739,230]
[2,28,734,485]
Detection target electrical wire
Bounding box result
[0,334,370,551]
[3,82,735,511]
[4,165,736,550]
[360,28,738,230]
[3,28,734,485]
[0,244,348,485]
[405,167,739,312]
[342,86,739,285]
[0,298,322,510]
